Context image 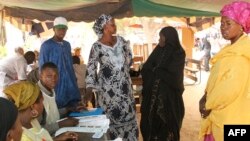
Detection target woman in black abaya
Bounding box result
[140,26,186,141]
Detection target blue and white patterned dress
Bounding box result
[86,36,138,140]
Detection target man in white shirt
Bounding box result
[0,51,35,95]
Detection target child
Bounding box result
[38,62,79,134]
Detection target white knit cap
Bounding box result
[53,17,68,29]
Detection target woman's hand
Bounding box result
[199,92,211,118]
[58,117,79,127]
[54,131,78,141]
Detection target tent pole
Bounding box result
[0,9,6,47]
[22,18,26,42]
[0,10,3,46]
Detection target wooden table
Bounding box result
[131,77,143,85]
[131,77,143,113]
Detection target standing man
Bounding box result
[201,37,211,72]
[39,17,80,108]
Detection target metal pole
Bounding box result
[0,9,3,46]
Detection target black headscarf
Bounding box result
[0,97,18,141]
[160,26,183,51]
[158,26,185,88]
[142,26,185,89]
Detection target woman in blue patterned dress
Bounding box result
[85,14,138,141]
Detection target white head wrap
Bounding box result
[93,14,112,39]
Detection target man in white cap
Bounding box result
[39,17,81,109]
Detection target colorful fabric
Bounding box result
[0,97,18,141]
[92,14,112,39]
[204,134,215,141]
[86,36,138,140]
[4,81,40,111]
[220,1,250,33]
[199,34,250,141]
[39,38,80,108]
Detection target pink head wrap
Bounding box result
[220,1,250,33]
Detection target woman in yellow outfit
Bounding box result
[199,1,250,141]
[3,81,78,141]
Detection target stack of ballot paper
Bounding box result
[76,115,109,127]
[55,115,109,138]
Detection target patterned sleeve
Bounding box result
[120,36,133,67]
[86,43,99,89]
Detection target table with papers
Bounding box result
[55,109,112,140]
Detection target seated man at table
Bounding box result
[37,62,79,134]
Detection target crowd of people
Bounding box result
[0,1,250,141]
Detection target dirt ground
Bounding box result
[180,71,209,141]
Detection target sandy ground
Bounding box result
[137,70,210,141]
[180,70,209,141]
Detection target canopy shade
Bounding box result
[0,0,227,38]
[132,0,220,17]
[0,0,118,11]
[149,0,237,13]
[0,0,239,22]
[2,0,133,22]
